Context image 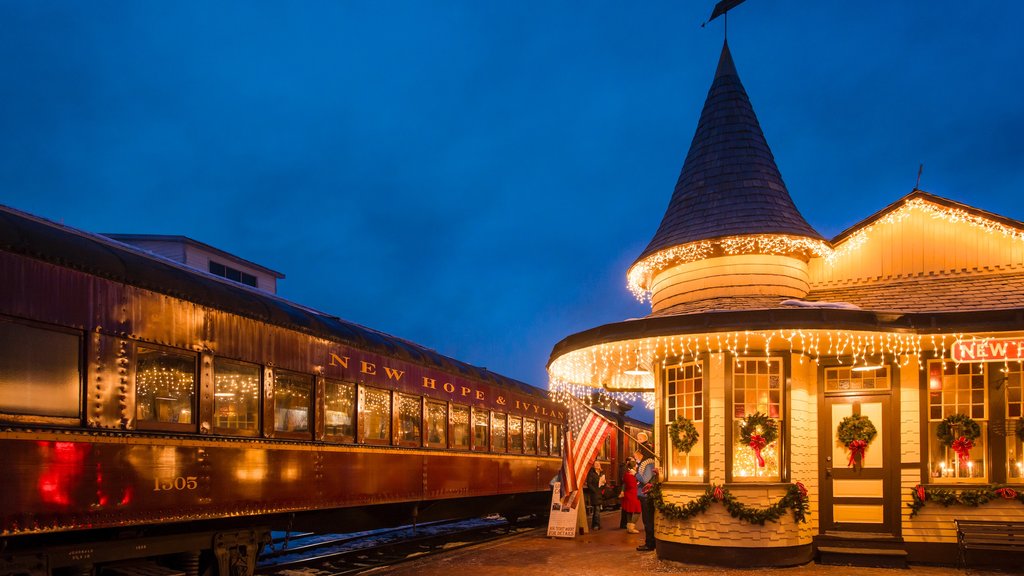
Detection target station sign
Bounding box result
[950,337,1024,363]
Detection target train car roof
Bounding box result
[0,204,553,402]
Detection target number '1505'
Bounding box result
[153,476,198,491]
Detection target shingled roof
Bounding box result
[634,41,823,266]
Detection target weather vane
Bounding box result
[701,0,747,39]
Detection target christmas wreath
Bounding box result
[936,413,981,468]
[836,414,877,469]
[668,416,699,454]
[738,412,778,468]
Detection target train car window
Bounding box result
[136,345,197,431]
[273,370,312,437]
[508,416,523,453]
[551,424,562,456]
[425,400,447,448]
[451,404,471,450]
[0,319,81,423]
[472,407,489,451]
[538,421,549,455]
[491,412,507,452]
[212,358,260,435]
[396,393,422,447]
[324,379,355,442]
[523,418,537,454]
[359,385,391,444]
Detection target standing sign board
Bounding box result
[546,482,585,538]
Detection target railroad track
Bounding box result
[257,516,542,576]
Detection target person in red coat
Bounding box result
[620,457,642,533]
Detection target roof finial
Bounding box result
[915,163,924,190]
[703,0,748,37]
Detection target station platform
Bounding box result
[372,512,1015,576]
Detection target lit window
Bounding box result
[1008,367,1023,481]
[551,424,562,456]
[508,416,523,452]
[665,360,704,481]
[491,412,507,452]
[538,421,549,455]
[425,400,448,448]
[360,385,391,444]
[731,357,783,482]
[324,379,355,441]
[472,407,489,451]
[397,394,422,447]
[137,346,196,430]
[523,419,537,454]
[213,358,260,434]
[0,320,80,422]
[451,404,470,450]
[825,366,891,391]
[273,370,311,435]
[927,361,987,482]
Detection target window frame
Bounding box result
[211,356,262,437]
[323,377,356,443]
[269,368,313,440]
[134,342,199,434]
[924,360,990,484]
[471,406,490,452]
[424,399,448,449]
[358,384,392,445]
[663,358,706,482]
[450,403,471,451]
[0,316,83,427]
[726,354,788,483]
[394,392,422,448]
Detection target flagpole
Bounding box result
[560,391,662,462]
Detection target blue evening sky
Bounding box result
[2,2,1022,422]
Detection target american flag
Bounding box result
[559,410,611,497]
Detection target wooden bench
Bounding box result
[954,519,1024,569]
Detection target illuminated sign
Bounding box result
[951,338,1024,363]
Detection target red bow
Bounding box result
[796,482,808,500]
[847,439,868,468]
[713,486,724,501]
[995,487,1018,500]
[951,436,974,468]
[915,485,926,502]
[749,434,767,467]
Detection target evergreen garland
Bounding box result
[909,484,1024,517]
[650,481,809,526]
[668,416,700,454]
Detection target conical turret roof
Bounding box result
[633,41,823,266]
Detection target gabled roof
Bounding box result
[830,188,1024,245]
[633,41,823,267]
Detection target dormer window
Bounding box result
[209,260,257,288]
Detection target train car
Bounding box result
[0,205,565,576]
[591,407,652,509]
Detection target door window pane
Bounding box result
[451,404,470,449]
[361,386,391,443]
[397,393,422,446]
[274,371,311,434]
[0,320,80,419]
[325,379,355,441]
[213,358,260,433]
[137,346,196,426]
[472,407,489,451]
[425,400,448,448]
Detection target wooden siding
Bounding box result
[810,207,1024,287]
[651,254,810,313]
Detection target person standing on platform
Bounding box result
[620,457,641,533]
[585,461,603,530]
[635,441,658,551]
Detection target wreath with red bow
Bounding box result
[836,414,877,469]
[738,412,778,468]
[936,413,981,469]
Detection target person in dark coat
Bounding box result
[585,461,604,530]
[635,441,658,551]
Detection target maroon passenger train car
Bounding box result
[0,205,565,576]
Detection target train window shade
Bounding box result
[0,319,81,424]
[134,345,197,432]
[491,412,507,452]
[359,385,391,445]
[471,407,489,451]
[272,370,312,439]
[523,418,537,454]
[323,379,356,442]
[396,393,422,447]
[450,404,471,450]
[508,416,523,453]
[425,400,448,448]
[212,358,261,436]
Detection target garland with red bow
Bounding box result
[650,481,809,525]
[909,484,1024,517]
[936,413,981,469]
[836,414,877,470]
[737,412,778,468]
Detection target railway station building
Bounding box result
[548,41,1024,568]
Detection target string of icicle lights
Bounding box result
[626,197,1024,301]
[547,330,989,395]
